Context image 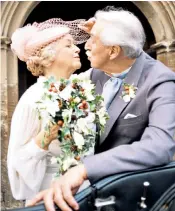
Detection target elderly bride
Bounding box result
[7,18,93,201]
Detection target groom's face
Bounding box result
[85,22,111,70]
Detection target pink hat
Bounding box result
[11,18,89,62]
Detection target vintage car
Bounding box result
[6,161,175,211]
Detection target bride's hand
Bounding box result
[34,122,60,150]
[78,17,96,34]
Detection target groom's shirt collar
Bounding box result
[105,66,132,79]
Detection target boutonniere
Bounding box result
[121,83,138,103]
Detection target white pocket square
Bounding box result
[124,113,137,119]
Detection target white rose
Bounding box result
[62,109,73,123]
[101,117,107,125]
[76,118,89,135]
[59,85,74,101]
[74,97,81,103]
[81,81,95,92]
[129,89,136,98]
[123,95,131,103]
[73,131,85,149]
[86,112,95,123]
[62,157,78,171]
[84,91,95,101]
[50,157,57,164]
[97,107,106,117]
[97,107,107,125]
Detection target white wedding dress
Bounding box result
[7,70,93,200]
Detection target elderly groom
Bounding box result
[28,6,175,211]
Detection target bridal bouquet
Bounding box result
[35,76,108,177]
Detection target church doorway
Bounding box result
[18,1,156,98]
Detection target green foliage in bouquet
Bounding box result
[35,76,109,177]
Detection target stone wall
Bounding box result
[1,38,23,210]
[150,40,175,72]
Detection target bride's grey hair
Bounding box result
[95,6,146,58]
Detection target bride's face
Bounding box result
[54,34,81,71]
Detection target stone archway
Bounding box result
[1,2,39,209]
[1,1,175,209]
[134,1,175,71]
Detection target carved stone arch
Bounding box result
[134,1,175,42]
[133,1,175,71]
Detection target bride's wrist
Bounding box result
[34,132,50,150]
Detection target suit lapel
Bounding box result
[95,72,110,95]
[100,52,146,144]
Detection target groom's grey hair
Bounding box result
[95,6,146,58]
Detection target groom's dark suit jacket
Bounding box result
[83,51,175,183]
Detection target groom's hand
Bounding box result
[26,164,87,211]
[78,17,96,34]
